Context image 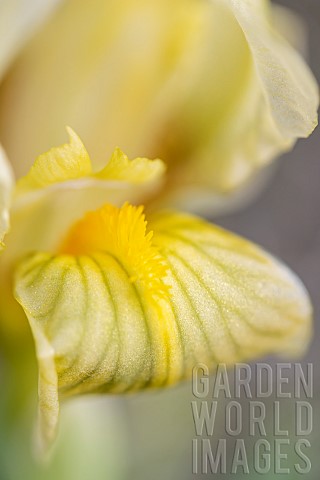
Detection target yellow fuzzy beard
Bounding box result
[60,202,169,301]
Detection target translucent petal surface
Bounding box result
[223,0,318,138]
[14,206,312,449]
[0,0,317,208]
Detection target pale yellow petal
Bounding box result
[0,145,14,249]
[14,205,312,449]
[1,0,317,212]
[96,147,164,184]
[16,127,92,190]
[16,128,165,194]
[223,0,319,138]
[151,210,311,361]
[0,0,203,176]
[271,4,309,56]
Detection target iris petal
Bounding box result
[0,0,317,212]
[7,129,165,261]
[0,132,164,335]
[223,0,318,138]
[14,204,312,450]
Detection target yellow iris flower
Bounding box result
[0,0,318,212]
[0,129,312,453]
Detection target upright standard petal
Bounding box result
[14,203,312,449]
[223,0,319,138]
[0,0,317,210]
[0,145,14,250]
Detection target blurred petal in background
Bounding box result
[0,0,317,214]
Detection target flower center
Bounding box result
[60,202,169,300]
